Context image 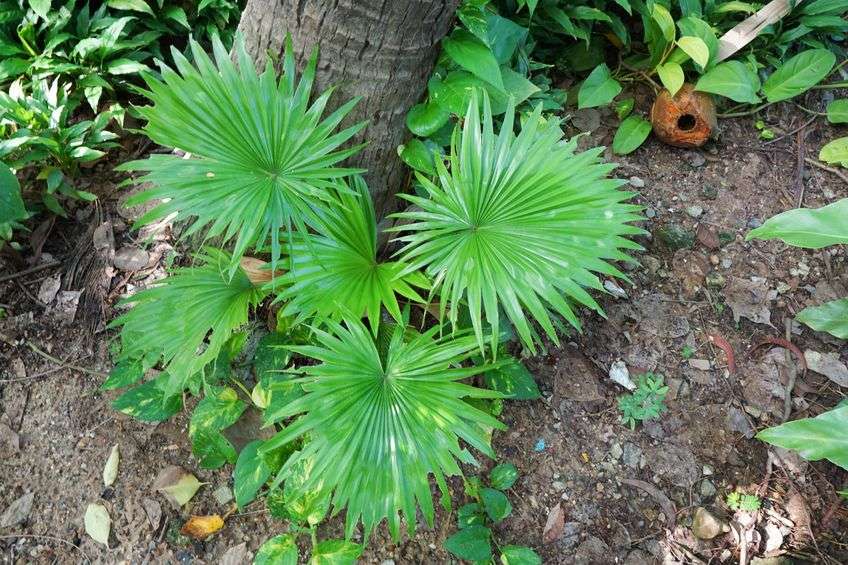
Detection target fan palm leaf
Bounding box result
[118,34,367,271]
[267,176,428,332]
[258,317,505,539]
[110,249,266,397]
[390,91,644,354]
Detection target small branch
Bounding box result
[763,115,817,145]
[0,261,62,284]
[717,101,776,118]
[804,157,848,185]
[26,341,108,378]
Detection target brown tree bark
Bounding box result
[236,0,459,217]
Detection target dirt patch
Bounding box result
[2,100,847,563]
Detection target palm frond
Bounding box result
[110,249,266,397]
[258,317,504,539]
[118,34,367,271]
[389,91,644,354]
[268,176,428,332]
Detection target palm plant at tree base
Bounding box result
[105,33,643,558]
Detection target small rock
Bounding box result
[804,350,848,387]
[699,479,717,499]
[692,507,729,540]
[705,272,725,288]
[552,481,566,492]
[220,543,250,565]
[686,151,706,168]
[629,176,645,188]
[609,360,636,390]
[688,359,711,371]
[0,492,34,528]
[763,522,784,553]
[212,485,234,506]
[656,224,694,251]
[604,279,628,299]
[747,217,763,229]
[645,207,656,219]
[542,503,565,544]
[703,465,714,476]
[572,108,602,132]
[574,536,612,565]
[667,316,690,338]
[622,443,642,469]
[142,498,162,529]
[610,443,623,460]
[643,256,661,275]
[700,185,718,200]
[113,247,150,271]
[37,275,61,304]
[558,522,582,550]
[686,205,703,218]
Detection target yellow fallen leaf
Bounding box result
[84,503,111,546]
[103,444,119,487]
[180,514,224,540]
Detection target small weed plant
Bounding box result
[618,372,668,430]
[726,491,761,512]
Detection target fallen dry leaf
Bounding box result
[804,350,848,387]
[102,444,119,487]
[181,514,224,540]
[153,466,202,508]
[725,277,774,326]
[84,503,111,546]
[542,503,565,544]
[696,224,719,249]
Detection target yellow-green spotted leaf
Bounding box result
[255,534,298,565]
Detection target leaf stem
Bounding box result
[717,101,775,118]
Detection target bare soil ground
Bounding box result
[1,92,847,564]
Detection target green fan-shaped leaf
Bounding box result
[390,91,643,354]
[259,317,505,539]
[119,35,366,272]
[757,406,848,470]
[110,249,266,398]
[270,177,428,333]
[746,199,848,248]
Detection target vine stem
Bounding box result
[717,101,776,118]
[27,341,108,378]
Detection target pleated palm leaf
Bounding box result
[268,176,429,332]
[110,249,266,398]
[390,91,644,354]
[119,34,367,271]
[258,316,504,539]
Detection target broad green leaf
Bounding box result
[801,0,848,16]
[763,49,836,103]
[827,99,848,123]
[398,139,436,175]
[253,331,293,381]
[757,407,848,470]
[112,375,182,422]
[481,487,512,522]
[568,6,611,22]
[189,386,246,468]
[747,198,848,248]
[282,455,332,526]
[820,137,848,167]
[106,0,153,15]
[652,4,676,41]
[106,59,149,75]
[501,67,540,105]
[163,6,190,29]
[695,61,760,103]
[677,36,709,68]
[28,0,51,19]
[310,539,363,565]
[0,162,26,225]
[234,440,273,508]
[489,463,518,490]
[485,12,528,64]
[101,359,144,390]
[578,64,622,108]
[657,62,684,97]
[458,503,486,528]
[444,525,493,561]
[712,1,757,13]
[84,503,110,546]
[501,546,542,565]
[254,534,298,565]
[677,17,718,68]
[457,1,489,43]
[443,29,505,91]
[406,102,450,137]
[615,98,635,119]
[796,299,848,339]
[483,356,540,399]
[613,116,652,155]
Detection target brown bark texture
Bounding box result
[236,0,459,217]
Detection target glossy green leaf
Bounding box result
[481,487,512,522]
[106,0,154,15]
[309,540,363,565]
[677,17,718,68]
[613,116,652,155]
[280,453,332,526]
[615,98,634,119]
[695,61,760,103]
[253,331,293,382]
[677,36,709,68]
[406,102,450,137]
[458,503,486,528]
[234,440,273,508]
[28,0,51,19]
[112,374,182,422]
[106,59,149,75]
[796,299,848,339]
[443,29,505,91]
[0,162,26,225]
[657,62,684,97]
[444,525,493,562]
[484,356,541,399]
[747,198,848,248]
[820,137,848,167]
[189,386,246,468]
[489,463,519,490]
[757,407,848,470]
[501,545,542,565]
[101,359,144,390]
[763,49,836,103]
[486,12,528,64]
[254,534,298,565]
[652,4,676,41]
[399,138,436,175]
[827,99,848,123]
[578,64,622,108]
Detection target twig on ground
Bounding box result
[621,478,677,527]
[26,341,107,378]
[0,261,62,284]
[804,157,848,185]
[762,115,817,146]
[782,318,797,422]
[0,534,91,562]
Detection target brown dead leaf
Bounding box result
[153,465,202,508]
[181,514,224,540]
[696,224,719,249]
[724,277,774,327]
[542,503,565,544]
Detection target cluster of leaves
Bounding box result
[725,491,762,512]
[443,463,541,564]
[105,33,642,554]
[747,183,848,475]
[617,372,668,429]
